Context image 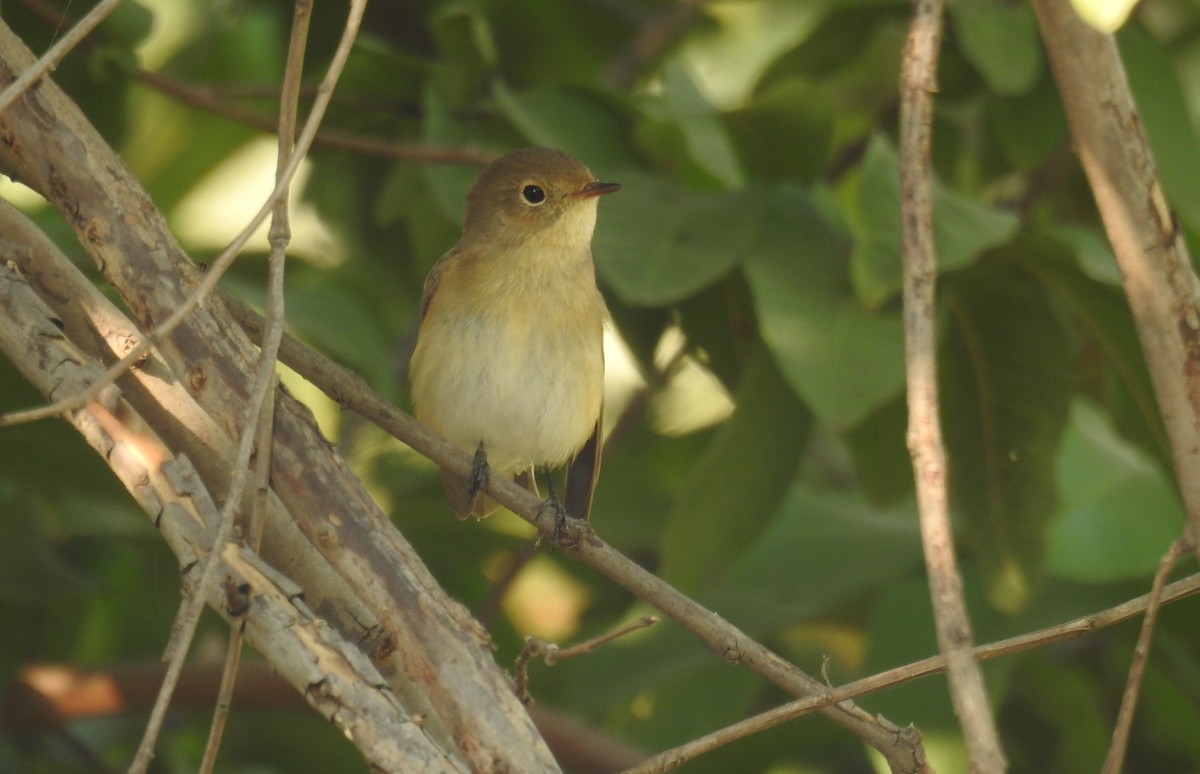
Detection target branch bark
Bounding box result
[0,259,466,772]
[1031,0,1200,560]
[899,0,1006,770]
[0,17,558,773]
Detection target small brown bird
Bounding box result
[409,147,619,521]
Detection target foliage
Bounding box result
[3,0,1200,771]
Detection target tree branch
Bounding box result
[0,15,559,772]
[1031,0,1200,560]
[899,0,1006,770]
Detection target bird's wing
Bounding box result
[564,409,602,521]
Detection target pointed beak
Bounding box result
[575,180,621,198]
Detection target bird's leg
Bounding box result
[466,442,490,505]
[541,470,571,548]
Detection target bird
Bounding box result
[409,147,619,522]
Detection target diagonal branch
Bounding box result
[1030,0,1200,561]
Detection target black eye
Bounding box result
[521,184,546,205]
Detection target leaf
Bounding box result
[592,173,762,306]
[706,487,923,631]
[940,262,1074,613]
[662,61,745,189]
[1013,235,1169,468]
[1047,400,1184,582]
[950,0,1042,96]
[743,184,907,427]
[660,347,811,593]
[847,136,1019,307]
[492,81,636,172]
[430,0,497,105]
[723,78,833,184]
[986,74,1069,170]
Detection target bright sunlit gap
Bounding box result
[0,177,48,212]
[170,137,346,267]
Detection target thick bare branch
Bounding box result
[0,260,466,773]
[0,18,558,772]
[1031,0,1200,559]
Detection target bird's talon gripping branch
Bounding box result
[466,442,490,503]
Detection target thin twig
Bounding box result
[134,70,495,165]
[0,0,121,113]
[126,0,362,768]
[630,568,1200,773]
[1102,538,1190,773]
[899,0,1006,770]
[196,2,311,770]
[514,616,658,705]
[0,0,363,429]
[223,299,930,773]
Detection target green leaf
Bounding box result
[284,278,396,388]
[847,136,1019,307]
[844,394,914,505]
[593,174,762,306]
[950,0,1042,96]
[660,347,811,593]
[723,78,833,184]
[98,0,154,47]
[940,262,1073,613]
[492,81,635,172]
[986,74,1069,170]
[1047,400,1184,582]
[430,0,497,105]
[706,487,922,631]
[662,61,745,189]
[743,184,907,427]
[1013,235,1170,468]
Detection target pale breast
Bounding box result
[410,256,605,474]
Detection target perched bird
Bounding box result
[409,147,619,521]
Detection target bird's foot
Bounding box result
[466,443,490,504]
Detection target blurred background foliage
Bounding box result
[2,0,1200,772]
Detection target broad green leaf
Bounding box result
[419,83,507,223]
[660,347,811,593]
[847,136,1019,307]
[283,278,396,388]
[492,81,636,172]
[98,0,154,47]
[706,487,922,631]
[1013,236,1170,468]
[986,74,1069,170]
[662,61,745,189]
[430,0,497,106]
[950,0,1042,96]
[1047,400,1183,582]
[844,394,914,505]
[1010,656,1110,771]
[940,262,1073,613]
[1121,26,1200,234]
[744,184,907,427]
[593,173,762,306]
[723,78,833,184]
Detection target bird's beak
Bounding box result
[575,180,621,198]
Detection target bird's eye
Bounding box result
[521,184,546,205]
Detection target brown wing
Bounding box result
[564,410,602,521]
[419,248,458,321]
